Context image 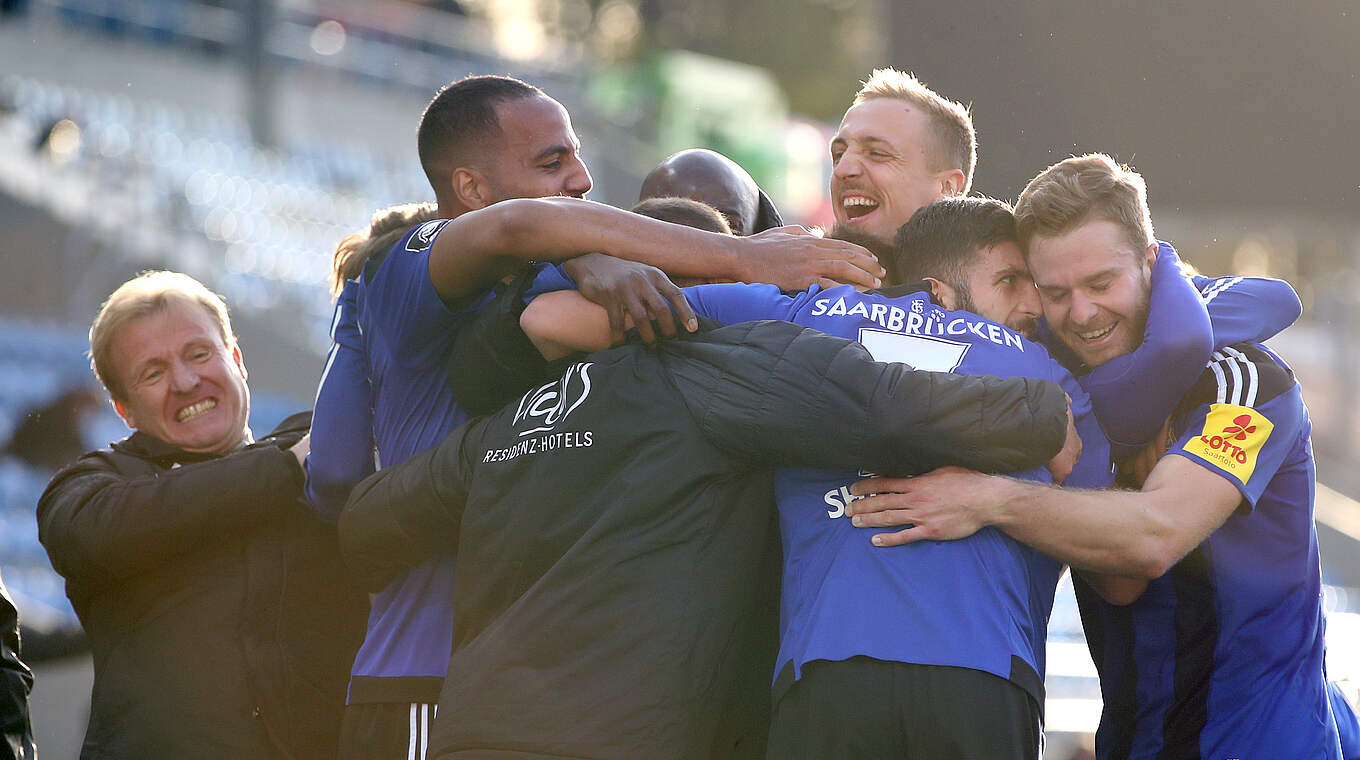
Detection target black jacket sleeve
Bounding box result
[37,443,305,588]
[337,425,471,591]
[445,269,548,417]
[0,575,34,760]
[675,321,1068,475]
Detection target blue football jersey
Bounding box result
[1075,342,1342,759]
[685,281,1113,704]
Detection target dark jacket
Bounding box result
[0,574,34,760]
[342,320,1068,760]
[37,412,368,760]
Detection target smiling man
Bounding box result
[830,69,975,246]
[847,156,1346,758]
[37,271,368,759]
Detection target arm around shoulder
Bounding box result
[37,445,304,587]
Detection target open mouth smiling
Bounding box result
[176,398,217,422]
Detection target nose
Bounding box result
[169,361,200,393]
[1070,291,1100,325]
[832,151,862,180]
[1017,283,1042,319]
[564,156,592,197]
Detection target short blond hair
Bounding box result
[854,68,977,193]
[90,271,236,400]
[1013,153,1154,254]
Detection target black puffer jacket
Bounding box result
[37,412,368,760]
[0,574,34,760]
[343,320,1068,760]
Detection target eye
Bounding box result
[541,159,562,171]
[869,151,891,160]
[1089,281,1112,293]
[142,368,163,384]
[830,149,844,165]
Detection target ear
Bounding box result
[112,397,136,429]
[1142,242,1158,271]
[452,167,491,210]
[922,276,956,309]
[939,168,967,198]
[231,343,248,382]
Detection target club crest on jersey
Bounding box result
[1184,403,1273,483]
[405,219,449,252]
[513,362,594,437]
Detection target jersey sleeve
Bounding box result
[1055,366,1115,490]
[1078,243,1213,454]
[1194,274,1302,347]
[683,282,809,325]
[524,263,577,300]
[364,221,479,364]
[1165,346,1304,509]
[304,279,375,522]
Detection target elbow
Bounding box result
[1119,537,1179,580]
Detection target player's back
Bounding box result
[684,282,1113,706]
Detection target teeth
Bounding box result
[176,399,217,422]
[843,197,879,207]
[1079,324,1116,341]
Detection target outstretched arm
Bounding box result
[846,454,1242,579]
[427,197,883,302]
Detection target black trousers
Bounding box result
[338,702,438,760]
[766,657,1042,760]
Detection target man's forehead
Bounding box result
[834,99,928,150]
[494,97,579,156]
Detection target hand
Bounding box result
[735,227,884,290]
[290,432,311,469]
[1046,394,1082,484]
[563,253,699,345]
[845,467,1004,547]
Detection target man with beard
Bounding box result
[846,155,1346,758]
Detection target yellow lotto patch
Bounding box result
[1183,403,1274,484]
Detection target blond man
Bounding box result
[829,68,976,247]
[37,271,367,760]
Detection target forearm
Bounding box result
[37,448,300,584]
[864,369,1069,475]
[432,197,740,300]
[987,477,1176,578]
[305,346,376,521]
[338,431,470,590]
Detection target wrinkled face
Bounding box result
[480,96,593,203]
[1027,219,1155,368]
[110,299,251,454]
[955,241,1042,338]
[830,98,956,244]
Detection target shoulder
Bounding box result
[1179,342,1296,413]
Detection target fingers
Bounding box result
[848,476,915,498]
[661,277,699,333]
[814,257,882,289]
[869,527,928,548]
[603,300,628,346]
[849,508,916,528]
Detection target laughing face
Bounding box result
[110,298,251,455]
[1026,219,1156,369]
[829,98,963,244]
